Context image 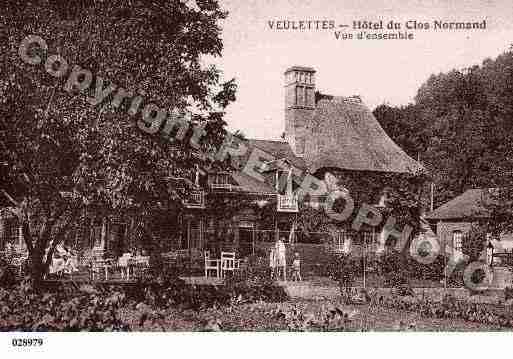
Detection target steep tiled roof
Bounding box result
[246,139,306,170]
[425,188,494,220]
[305,98,424,174]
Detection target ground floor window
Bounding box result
[453,230,463,254]
[184,218,203,251]
[90,219,103,249]
[108,222,127,257]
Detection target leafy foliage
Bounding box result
[0,276,288,331]
[0,281,130,331]
[0,0,236,283]
[462,224,489,261]
[373,49,513,216]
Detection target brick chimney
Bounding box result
[284,66,316,156]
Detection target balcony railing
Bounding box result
[277,194,298,212]
[183,190,205,209]
[210,183,233,191]
[330,231,381,255]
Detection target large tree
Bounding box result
[0,0,236,284]
[374,49,513,213]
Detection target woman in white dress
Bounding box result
[269,247,276,280]
[275,237,287,281]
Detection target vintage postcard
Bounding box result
[1,0,513,356]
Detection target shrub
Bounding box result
[379,250,410,288]
[405,254,445,282]
[462,225,489,262]
[504,287,513,302]
[0,282,130,331]
[325,253,362,284]
[0,258,17,288]
[225,279,288,304]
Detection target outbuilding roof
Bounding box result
[425,188,494,220]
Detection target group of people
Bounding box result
[269,237,301,281]
[48,244,78,276]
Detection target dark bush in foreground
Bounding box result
[0,281,130,331]
[0,258,17,288]
[0,277,288,331]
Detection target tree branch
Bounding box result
[1,189,19,207]
[21,220,34,254]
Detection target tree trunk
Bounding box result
[26,221,53,289]
[30,251,46,288]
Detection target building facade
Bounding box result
[426,188,513,263]
[1,65,424,263]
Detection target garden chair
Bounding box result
[220,251,240,278]
[11,255,27,278]
[90,258,113,281]
[133,255,150,279]
[204,251,220,278]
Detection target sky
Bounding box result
[207,0,513,140]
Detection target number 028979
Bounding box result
[11,338,44,347]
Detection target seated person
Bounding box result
[49,245,68,275]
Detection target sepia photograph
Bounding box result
[1,0,513,356]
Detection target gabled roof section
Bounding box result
[260,158,295,173]
[305,98,424,174]
[230,171,276,194]
[425,188,495,221]
[246,139,306,170]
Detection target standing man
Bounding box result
[275,237,287,281]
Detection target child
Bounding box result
[292,252,301,281]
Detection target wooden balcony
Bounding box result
[210,183,233,191]
[183,190,205,209]
[277,194,298,212]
